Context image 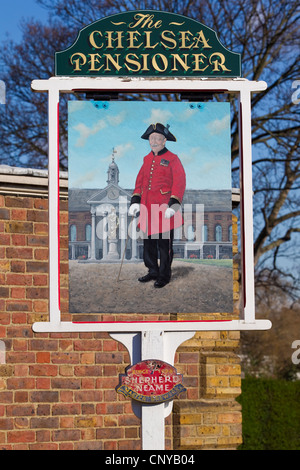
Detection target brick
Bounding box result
[0,260,10,273]
[33,275,48,286]
[0,208,10,220]
[5,222,33,234]
[36,378,51,389]
[217,413,242,424]
[74,366,102,376]
[26,288,48,299]
[5,197,33,209]
[51,353,79,364]
[31,418,59,429]
[6,247,32,259]
[7,431,35,443]
[6,352,35,365]
[196,425,220,435]
[33,300,48,313]
[179,414,202,425]
[36,352,51,363]
[52,430,81,442]
[28,236,48,247]
[6,273,32,286]
[14,392,28,403]
[27,210,48,222]
[10,261,25,273]
[74,390,102,402]
[0,287,9,298]
[30,391,59,403]
[74,340,103,352]
[34,224,48,235]
[11,234,26,246]
[0,234,10,245]
[75,441,103,451]
[29,365,57,377]
[52,404,81,416]
[216,365,241,375]
[0,366,13,377]
[7,378,35,390]
[75,417,97,428]
[34,199,48,210]
[6,301,32,312]
[95,352,124,364]
[96,428,123,440]
[51,378,81,389]
[11,209,27,221]
[0,418,13,430]
[11,288,26,299]
[6,404,35,419]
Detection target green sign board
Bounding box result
[55,10,241,78]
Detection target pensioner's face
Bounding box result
[149,132,167,155]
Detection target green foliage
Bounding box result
[237,377,300,450]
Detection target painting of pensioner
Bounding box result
[68,101,234,315]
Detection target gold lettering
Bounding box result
[89,31,103,49]
[88,53,104,72]
[161,30,177,49]
[125,53,141,72]
[179,31,194,49]
[192,53,209,71]
[128,30,142,48]
[152,54,168,72]
[209,52,231,71]
[106,31,124,49]
[70,52,87,71]
[171,54,190,72]
[129,13,162,29]
[192,30,212,49]
[104,54,122,72]
[144,31,159,49]
[141,54,150,71]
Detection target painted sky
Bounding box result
[68,100,232,191]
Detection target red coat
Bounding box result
[132,149,186,236]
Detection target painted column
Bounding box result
[90,206,96,260]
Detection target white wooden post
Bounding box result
[238,86,256,323]
[141,331,165,450]
[48,84,61,326]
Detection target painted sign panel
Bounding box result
[55,10,241,77]
[116,360,186,403]
[68,100,233,316]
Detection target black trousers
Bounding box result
[143,230,174,282]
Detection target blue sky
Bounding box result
[68,101,232,191]
[0,0,48,43]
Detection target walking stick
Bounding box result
[117,215,134,282]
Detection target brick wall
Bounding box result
[0,185,242,450]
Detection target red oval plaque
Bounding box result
[116,359,186,403]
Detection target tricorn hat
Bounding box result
[141,123,176,141]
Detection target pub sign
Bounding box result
[55,10,241,77]
[116,360,186,403]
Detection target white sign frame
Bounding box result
[31,76,271,334]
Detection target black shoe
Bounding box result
[154,279,169,288]
[138,274,157,283]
